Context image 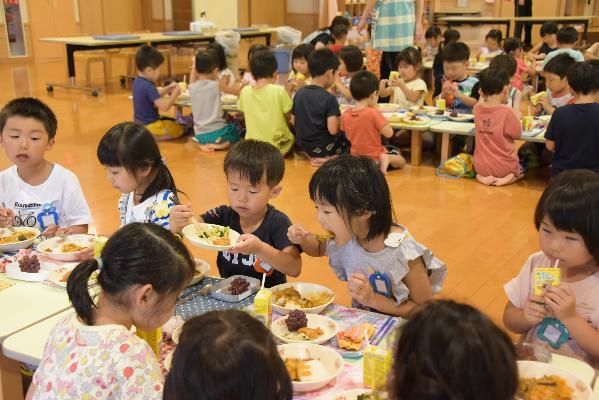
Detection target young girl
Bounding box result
[422,26,442,60]
[503,37,535,92]
[163,310,292,400]
[503,170,599,367]
[477,29,504,59]
[334,45,364,105]
[207,42,240,96]
[528,21,558,60]
[490,54,522,117]
[433,29,461,98]
[97,122,180,229]
[391,300,518,400]
[379,46,428,109]
[286,43,314,96]
[26,223,195,399]
[288,156,446,317]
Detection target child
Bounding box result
[333,45,364,105]
[477,29,503,59]
[241,43,269,86]
[207,42,241,96]
[536,53,576,115]
[27,223,195,399]
[288,156,446,317]
[97,122,180,228]
[545,61,599,176]
[423,26,442,60]
[238,51,294,155]
[0,98,91,237]
[503,170,599,367]
[287,43,315,94]
[163,309,292,400]
[543,26,585,67]
[527,21,558,60]
[473,68,522,186]
[392,300,518,400]
[292,48,349,166]
[489,54,522,116]
[342,70,406,175]
[379,46,428,109]
[188,50,239,151]
[432,28,460,98]
[303,16,350,49]
[584,42,599,61]
[503,38,535,92]
[132,45,184,141]
[328,23,348,54]
[170,140,301,287]
[436,42,480,114]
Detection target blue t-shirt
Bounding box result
[450,75,480,113]
[545,103,599,177]
[132,76,160,125]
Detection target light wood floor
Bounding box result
[0,59,551,330]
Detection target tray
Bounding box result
[210,275,260,303]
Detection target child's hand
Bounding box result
[441,80,452,95]
[171,84,181,97]
[294,79,307,89]
[389,77,404,88]
[379,79,388,91]
[42,224,60,237]
[544,286,577,321]
[169,204,193,234]
[349,273,374,308]
[523,295,548,325]
[450,82,460,95]
[287,224,311,244]
[0,206,14,227]
[229,234,263,255]
[539,96,550,110]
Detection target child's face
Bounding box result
[443,61,468,81]
[0,116,54,168]
[293,57,309,76]
[544,72,568,94]
[539,218,595,269]
[398,61,418,81]
[426,36,441,48]
[486,38,499,52]
[104,165,149,194]
[338,59,348,76]
[314,200,349,237]
[226,170,280,219]
[543,33,557,45]
[513,48,523,58]
[142,66,161,83]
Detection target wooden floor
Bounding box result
[0,59,551,330]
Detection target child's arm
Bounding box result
[154,84,181,112]
[220,82,242,96]
[25,383,36,400]
[230,235,302,277]
[390,78,424,103]
[334,74,353,102]
[454,91,478,108]
[327,115,340,135]
[380,124,394,139]
[512,90,522,119]
[545,139,555,151]
[44,224,88,237]
[503,298,547,333]
[538,95,555,115]
[527,42,543,59]
[0,206,14,228]
[287,224,327,257]
[378,79,394,98]
[169,204,204,233]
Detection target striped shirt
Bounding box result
[372,0,415,52]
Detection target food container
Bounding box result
[435,99,446,111]
[363,344,393,390]
[0,227,40,253]
[210,275,260,302]
[278,343,344,392]
[533,267,560,296]
[270,282,335,315]
[254,288,273,327]
[522,115,535,131]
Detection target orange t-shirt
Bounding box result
[342,107,388,161]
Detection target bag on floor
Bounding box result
[435,153,476,179]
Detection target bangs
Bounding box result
[309,166,343,212]
[536,191,594,235]
[226,162,266,187]
[96,136,123,167]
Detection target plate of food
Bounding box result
[5,255,56,282]
[0,227,40,253]
[210,275,260,302]
[37,234,93,261]
[516,360,592,400]
[410,105,436,114]
[182,223,240,251]
[47,263,98,288]
[377,103,400,113]
[220,94,238,105]
[321,389,375,400]
[336,323,376,351]
[271,283,334,315]
[383,112,407,123]
[401,112,431,125]
[447,112,474,122]
[427,110,450,119]
[271,310,338,345]
[279,343,344,392]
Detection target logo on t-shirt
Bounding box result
[222,251,256,267]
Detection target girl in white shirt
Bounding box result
[478,29,504,59]
[208,42,242,96]
[378,46,428,109]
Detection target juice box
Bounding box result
[254,288,272,327]
[363,344,393,390]
[93,236,108,258]
[522,115,534,131]
[136,327,162,356]
[533,267,561,296]
[436,99,446,111]
[388,71,401,80]
[479,54,487,63]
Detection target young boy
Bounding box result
[169,140,301,287]
[527,21,558,60]
[436,42,480,114]
[333,45,364,105]
[542,26,584,67]
[342,70,406,175]
[328,23,348,54]
[545,61,599,176]
[292,48,349,167]
[238,51,294,155]
[0,98,91,236]
[189,50,239,152]
[132,45,184,141]
[473,68,522,186]
[536,53,577,115]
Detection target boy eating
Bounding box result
[436,42,480,114]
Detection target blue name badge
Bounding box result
[369,271,392,298]
[537,317,569,350]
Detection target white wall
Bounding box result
[192,0,238,29]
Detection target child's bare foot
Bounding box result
[493,173,523,186]
[197,142,231,152]
[198,144,215,152]
[476,174,496,186]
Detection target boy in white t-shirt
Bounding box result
[0,98,91,236]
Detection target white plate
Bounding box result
[321,389,374,400]
[0,227,40,253]
[47,263,97,288]
[377,103,400,113]
[272,314,338,345]
[401,115,431,125]
[221,94,238,105]
[383,112,407,123]
[447,114,474,122]
[271,282,334,315]
[182,223,240,251]
[37,234,94,261]
[189,258,210,286]
[517,360,592,400]
[427,110,450,119]
[279,343,344,392]
[5,261,56,282]
[410,105,435,114]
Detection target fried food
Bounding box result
[0,230,36,244]
[337,323,376,350]
[284,358,312,382]
[273,287,331,309]
[517,375,573,400]
[60,243,86,253]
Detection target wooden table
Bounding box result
[513,16,597,44]
[390,120,442,166]
[439,16,512,36]
[41,29,275,96]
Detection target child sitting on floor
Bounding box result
[477,29,504,59]
[473,67,522,186]
[503,38,535,93]
[286,43,315,95]
[433,29,460,98]
[436,42,480,114]
[207,42,242,96]
[527,21,558,60]
[489,54,522,117]
[379,46,428,109]
[333,45,364,105]
[535,53,577,115]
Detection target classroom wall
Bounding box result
[192,0,238,29]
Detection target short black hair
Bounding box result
[308,48,340,77]
[442,42,470,63]
[485,29,503,44]
[339,45,363,73]
[0,97,57,139]
[248,43,268,61]
[135,44,164,71]
[425,26,441,39]
[567,60,599,95]
[534,169,599,264]
[443,29,461,46]
[224,139,285,187]
[249,50,278,80]
[543,53,577,79]
[557,26,579,45]
[195,50,218,74]
[207,42,227,71]
[396,46,422,69]
[331,23,348,41]
[490,54,517,77]
[479,67,510,96]
[349,70,379,101]
[292,43,314,62]
[503,37,523,55]
[329,16,350,31]
[540,21,558,37]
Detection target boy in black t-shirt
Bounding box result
[545,61,599,177]
[169,140,301,287]
[292,48,350,167]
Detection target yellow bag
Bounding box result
[435,153,475,179]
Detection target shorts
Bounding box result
[303,134,350,158]
[193,123,240,145]
[145,117,185,140]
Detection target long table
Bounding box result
[439,16,512,36]
[513,16,597,43]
